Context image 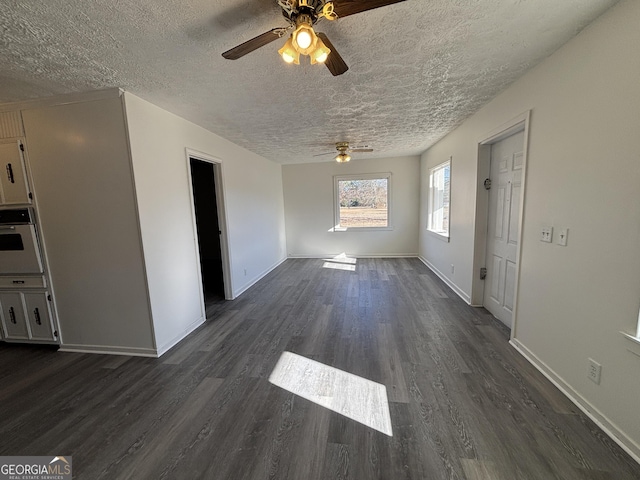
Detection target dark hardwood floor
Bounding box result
[1,258,639,479]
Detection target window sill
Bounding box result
[620,331,640,358]
[331,226,394,233]
[426,229,450,243]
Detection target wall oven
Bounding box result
[0,208,43,275]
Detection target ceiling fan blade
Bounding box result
[333,0,406,18]
[350,148,374,153]
[313,151,335,157]
[317,33,348,76]
[222,28,283,60]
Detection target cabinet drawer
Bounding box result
[0,276,46,288]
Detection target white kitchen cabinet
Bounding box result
[0,291,29,340]
[23,292,56,341]
[0,139,31,205]
[0,291,56,342]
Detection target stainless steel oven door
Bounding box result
[0,224,43,274]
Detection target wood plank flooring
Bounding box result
[1,258,639,479]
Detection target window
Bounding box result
[621,308,640,358]
[334,173,390,230]
[427,160,451,238]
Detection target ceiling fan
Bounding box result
[314,142,374,162]
[222,0,407,76]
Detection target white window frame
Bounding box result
[333,173,392,231]
[621,308,640,356]
[427,159,451,240]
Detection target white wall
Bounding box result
[283,156,420,257]
[123,93,287,354]
[21,96,156,355]
[419,0,640,458]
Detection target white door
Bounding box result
[483,131,524,328]
[0,140,31,205]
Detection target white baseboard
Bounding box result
[418,256,472,304]
[287,253,419,259]
[155,316,206,357]
[59,343,158,357]
[510,338,640,464]
[232,256,288,299]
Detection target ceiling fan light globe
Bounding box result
[315,52,328,63]
[282,52,296,64]
[292,22,317,54]
[278,38,300,64]
[310,38,331,64]
[336,153,351,163]
[296,31,312,50]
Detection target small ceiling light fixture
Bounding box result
[326,142,373,162]
[335,152,351,163]
[222,0,408,76]
[276,3,334,67]
[292,18,316,53]
[278,37,300,64]
[310,36,331,64]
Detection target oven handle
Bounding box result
[0,226,16,231]
[6,163,15,184]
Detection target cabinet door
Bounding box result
[23,292,55,341]
[0,140,31,205]
[0,292,29,340]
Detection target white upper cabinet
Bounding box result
[0,139,31,205]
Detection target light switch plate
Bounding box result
[557,228,568,246]
[541,226,553,243]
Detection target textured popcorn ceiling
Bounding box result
[0,0,618,164]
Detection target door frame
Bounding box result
[186,148,233,303]
[471,111,531,338]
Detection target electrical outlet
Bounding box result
[451,264,455,274]
[541,226,553,243]
[587,358,602,385]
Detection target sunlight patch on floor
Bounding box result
[322,253,357,271]
[322,261,356,271]
[269,351,393,436]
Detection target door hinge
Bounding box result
[483,178,492,190]
[19,143,24,152]
[480,267,487,280]
[28,192,33,199]
[47,294,52,301]
[54,330,58,338]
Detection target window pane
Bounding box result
[338,178,388,228]
[428,162,450,236]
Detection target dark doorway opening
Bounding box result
[190,158,225,310]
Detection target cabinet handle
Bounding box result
[9,307,16,324]
[6,163,15,184]
[34,307,41,325]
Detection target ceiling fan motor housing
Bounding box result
[280,0,330,23]
[336,142,349,152]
